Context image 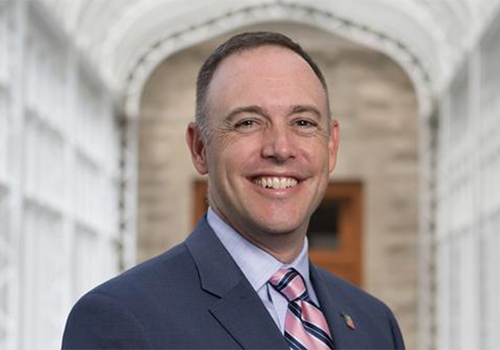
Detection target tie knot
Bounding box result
[269,268,309,302]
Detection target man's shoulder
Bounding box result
[85,241,194,301]
[62,242,201,349]
[313,265,405,349]
[312,265,394,314]
[70,218,218,309]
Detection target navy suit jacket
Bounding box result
[62,217,405,349]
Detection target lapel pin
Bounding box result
[342,313,356,330]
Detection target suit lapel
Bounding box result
[310,265,359,350]
[186,217,289,350]
[209,279,289,350]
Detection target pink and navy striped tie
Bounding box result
[269,268,334,350]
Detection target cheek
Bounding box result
[223,135,262,163]
[207,139,255,182]
[224,149,257,178]
[300,140,331,167]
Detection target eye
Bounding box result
[293,119,318,129]
[233,118,263,133]
[295,119,315,128]
[291,118,320,136]
[236,120,256,128]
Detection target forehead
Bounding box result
[212,45,319,85]
[206,45,328,114]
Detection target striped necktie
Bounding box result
[269,268,334,350]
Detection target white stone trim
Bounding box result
[121,2,434,121]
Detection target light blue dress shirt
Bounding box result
[207,207,320,332]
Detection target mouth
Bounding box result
[252,176,299,189]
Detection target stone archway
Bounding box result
[137,22,419,348]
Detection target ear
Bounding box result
[328,119,340,173]
[186,122,208,175]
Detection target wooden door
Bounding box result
[307,182,363,287]
[193,180,363,286]
[193,180,209,227]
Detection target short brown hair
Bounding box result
[195,31,330,139]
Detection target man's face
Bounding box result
[187,45,339,242]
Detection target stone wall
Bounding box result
[139,22,418,349]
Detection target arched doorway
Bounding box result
[137,22,419,348]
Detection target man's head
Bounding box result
[186,31,339,259]
[195,31,331,140]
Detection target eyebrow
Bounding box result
[224,105,269,122]
[224,104,323,122]
[290,105,322,119]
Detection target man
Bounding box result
[62,31,405,350]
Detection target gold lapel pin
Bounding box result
[342,313,356,330]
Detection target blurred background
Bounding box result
[0,0,499,349]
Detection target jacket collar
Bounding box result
[310,264,359,349]
[186,217,242,297]
[185,216,289,350]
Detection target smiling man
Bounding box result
[187,42,337,264]
[62,32,405,350]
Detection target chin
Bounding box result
[252,215,307,236]
[252,209,309,235]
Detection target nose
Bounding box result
[261,124,296,163]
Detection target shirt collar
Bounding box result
[207,207,312,292]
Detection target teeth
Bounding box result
[280,178,287,188]
[253,177,298,189]
[273,178,279,188]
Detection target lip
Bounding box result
[246,172,307,195]
[247,171,307,182]
[250,182,303,200]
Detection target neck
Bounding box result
[211,207,307,264]
[239,231,305,264]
